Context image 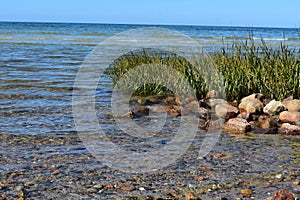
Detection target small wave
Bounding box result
[252,37,288,41]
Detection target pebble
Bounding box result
[240,189,253,196]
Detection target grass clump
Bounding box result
[107,39,300,101]
[214,39,300,101]
[106,49,210,98]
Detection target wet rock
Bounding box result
[167,106,181,117]
[223,118,251,133]
[185,193,197,200]
[278,124,300,135]
[238,99,264,114]
[240,189,253,196]
[215,103,239,120]
[132,107,150,118]
[274,189,294,200]
[163,96,180,105]
[205,90,219,99]
[207,118,224,130]
[283,99,300,112]
[279,111,300,124]
[263,100,286,115]
[184,100,199,111]
[241,93,264,102]
[258,115,279,129]
[197,107,209,120]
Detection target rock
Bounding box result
[241,93,264,102]
[207,118,224,130]
[240,189,253,196]
[283,99,300,112]
[223,118,251,133]
[278,124,300,135]
[274,189,294,200]
[237,112,251,121]
[263,100,286,115]
[205,90,219,99]
[132,107,149,118]
[238,99,264,114]
[163,96,180,105]
[215,103,239,120]
[197,107,209,120]
[167,106,181,117]
[258,115,279,129]
[195,176,205,181]
[206,98,228,108]
[279,111,300,124]
[185,193,197,200]
[184,100,199,111]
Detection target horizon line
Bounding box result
[0,20,298,29]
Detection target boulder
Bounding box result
[279,111,300,124]
[263,100,286,115]
[274,189,294,200]
[238,99,264,114]
[283,99,300,112]
[223,118,251,133]
[215,103,239,120]
[241,93,264,102]
[278,124,300,135]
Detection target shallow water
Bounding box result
[0,22,300,199]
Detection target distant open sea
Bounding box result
[0,22,300,135]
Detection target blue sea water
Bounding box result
[0,22,299,135]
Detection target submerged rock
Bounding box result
[223,118,251,133]
[274,189,294,200]
[263,100,286,115]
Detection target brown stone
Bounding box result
[215,103,239,120]
[274,189,294,200]
[283,99,300,112]
[279,111,300,124]
[185,193,197,200]
[279,124,300,135]
[258,115,279,129]
[241,189,253,196]
[241,93,264,102]
[238,99,264,114]
[195,176,205,181]
[207,118,224,130]
[223,118,251,133]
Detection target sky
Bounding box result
[0,0,300,28]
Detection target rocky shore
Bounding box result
[0,92,300,199]
[130,91,300,136]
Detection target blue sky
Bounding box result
[0,0,300,28]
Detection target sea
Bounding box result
[0,21,300,135]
